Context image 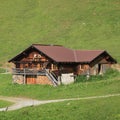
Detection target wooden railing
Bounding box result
[12,68,46,75]
[45,69,58,86]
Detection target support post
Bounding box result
[23,69,26,84]
[51,64,53,71]
[23,75,26,84]
[86,67,90,80]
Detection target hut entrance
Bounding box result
[26,75,37,84]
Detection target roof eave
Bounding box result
[89,51,117,67]
[8,45,33,62]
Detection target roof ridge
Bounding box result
[75,50,104,51]
[73,50,77,62]
[32,44,63,47]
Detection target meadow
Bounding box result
[0,100,13,108]
[0,0,120,119]
[0,0,120,65]
[0,95,120,120]
[0,69,119,100]
[0,69,120,120]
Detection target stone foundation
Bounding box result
[12,75,24,84]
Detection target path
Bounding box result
[0,93,120,111]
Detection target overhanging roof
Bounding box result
[8,44,117,64]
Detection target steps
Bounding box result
[45,69,58,86]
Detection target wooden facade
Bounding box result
[9,44,117,85]
[11,48,59,85]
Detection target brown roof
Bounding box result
[75,50,104,62]
[33,44,106,63]
[33,44,75,62]
[9,44,117,64]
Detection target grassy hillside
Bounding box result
[0,0,120,65]
[0,69,119,119]
[0,96,120,120]
[0,70,120,99]
[0,72,120,120]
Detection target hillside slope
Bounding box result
[0,0,120,65]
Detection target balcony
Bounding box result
[12,68,46,75]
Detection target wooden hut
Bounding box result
[8,44,117,85]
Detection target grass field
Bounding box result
[0,96,120,120]
[0,0,120,119]
[0,70,119,120]
[0,0,120,65]
[0,100,13,108]
[0,69,119,100]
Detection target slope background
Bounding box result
[0,0,120,66]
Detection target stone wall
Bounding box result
[61,73,75,85]
[12,75,24,84]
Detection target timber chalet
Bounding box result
[9,44,117,86]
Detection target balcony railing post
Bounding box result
[24,68,25,74]
[23,68,26,84]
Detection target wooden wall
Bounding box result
[59,64,76,74]
[76,64,111,75]
[15,49,49,70]
[36,76,53,85]
[26,75,37,84]
[26,75,53,85]
[76,64,89,75]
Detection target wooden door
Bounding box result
[26,75,37,84]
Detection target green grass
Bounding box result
[0,68,6,73]
[0,70,119,119]
[0,0,120,65]
[0,100,13,108]
[0,96,120,120]
[0,70,119,100]
[76,68,120,82]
